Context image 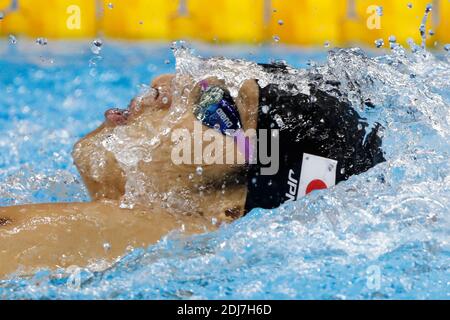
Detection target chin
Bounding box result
[72,125,127,201]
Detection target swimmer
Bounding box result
[0,61,385,277]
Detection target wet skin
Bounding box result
[0,74,260,278]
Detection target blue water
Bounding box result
[0,40,449,299]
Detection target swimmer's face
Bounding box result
[72,74,259,211]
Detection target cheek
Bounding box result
[156,91,172,108]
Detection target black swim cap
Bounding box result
[244,63,385,212]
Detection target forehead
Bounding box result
[151,74,176,88]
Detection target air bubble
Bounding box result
[108,2,114,9]
[278,20,284,26]
[196,166,203,175]
[261,105,270,114]
[273,35,280,43]
[162,96,169,104]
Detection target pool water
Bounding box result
[0,40,449,299]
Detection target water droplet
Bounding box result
[277,19,284,26]
[375,39,384,48]
[261,105,269,114]
[196,166,203,175]
[340,168,346,175]
[164,59,171,65]
[8,34,17,45]
[425,3,432,13]
[444,44,450,52]
[103,242,111,251]
[274,114,284,127]
[108,2,114,9]
[376,130,385,138]
[307,60,317,67]
[93,38,103,47]
[429,30,435,36]
[388,35,396,43]
[91,39,103,55]
[273,35,280,43]
[162,96,169,104]
[376,6,383,16]
[36,37,48,46]
[324,41,330,48]
[161,127,171,135]
[407,3,413,9]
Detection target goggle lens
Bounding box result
[193,86,243,136]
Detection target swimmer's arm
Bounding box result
[0,201,215,278]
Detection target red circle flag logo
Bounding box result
[305,179,328,195]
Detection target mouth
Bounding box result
[104,87,163,127]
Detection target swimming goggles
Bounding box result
[193,82,253,162]
[193,84,243,136]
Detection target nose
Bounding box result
[105,108,130,126]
